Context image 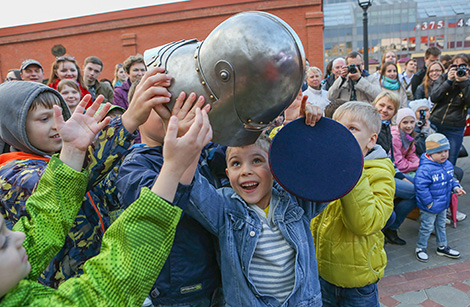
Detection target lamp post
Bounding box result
[358,0,373,71]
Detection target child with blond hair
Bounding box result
[311,101,394,305]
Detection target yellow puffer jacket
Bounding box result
[310,157,395,288]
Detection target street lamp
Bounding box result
[358,0,373,71]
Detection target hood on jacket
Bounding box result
[419,152,437,167]
[0,81,71,156]
[365,144,388,161]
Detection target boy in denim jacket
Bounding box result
[166,103,327,306]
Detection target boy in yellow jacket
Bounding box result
[311,101,395,306]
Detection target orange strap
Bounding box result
[0,152,50,168]
[87,192,106,235]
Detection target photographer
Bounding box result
[327,51,381,104]
[409,99,435,157]
[430,53,470,165]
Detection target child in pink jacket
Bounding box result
[391,108,420,175]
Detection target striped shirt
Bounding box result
[249,196,296,303]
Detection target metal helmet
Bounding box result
[144,11,305,146]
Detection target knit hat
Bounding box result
[409,99,431,113]
[426,133,450,155]
[396,107,416,125]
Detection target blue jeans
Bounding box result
[320,277,379,307]
[433,123,465,165]
[383,211,396,230]
[416,210,447,249]
[389,177,416,230]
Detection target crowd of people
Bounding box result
[0,46,469,306]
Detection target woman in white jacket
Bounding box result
[303,66,330,113]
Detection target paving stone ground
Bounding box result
[379,137,470,307]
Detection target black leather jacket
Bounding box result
[430,76,470,127]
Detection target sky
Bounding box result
[1,0,186,29]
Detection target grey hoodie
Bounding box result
[365,144,388,161]
[0,81,71,156]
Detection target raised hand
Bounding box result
[299,94,322,127]
[152,108,212,202]
[55,94,111,171]
[284,90,322,126]
[171,91,211,137]
[163,108,212,172]
[448,69,456,82]
[283,90,303,125]
[121,67,172,133]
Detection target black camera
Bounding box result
[417,109,426,128]
[456,67,468,78]
[451,64,468,78]
[348,64,358,74]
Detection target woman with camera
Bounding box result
[430,53,470,165]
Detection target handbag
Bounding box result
[465,116,470,136]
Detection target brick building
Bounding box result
[0,0,323,81]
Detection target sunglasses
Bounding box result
[450,64,468,69]
[56,56,75,61]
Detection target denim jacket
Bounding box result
[177,170,328,306]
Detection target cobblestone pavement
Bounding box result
[379,137,470,307]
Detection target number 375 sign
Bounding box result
[417,18,470,30]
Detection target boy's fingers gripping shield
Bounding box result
[144,11,305,146]
[269,117,364,202]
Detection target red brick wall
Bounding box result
[0,0,323,81]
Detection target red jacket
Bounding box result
[49,79,92,108]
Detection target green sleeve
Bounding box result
[50,187,182,306]
[341,162,395,236]
[12,155,88,281]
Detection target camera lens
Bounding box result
[348,65,357,74]
[457,68,467,77]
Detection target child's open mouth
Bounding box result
[50,134,60,139]
[241,181,259,192]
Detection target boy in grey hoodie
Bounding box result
[0,68,171,288]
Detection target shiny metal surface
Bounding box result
[143,11,305,146]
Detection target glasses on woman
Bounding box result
[429,69,442,74]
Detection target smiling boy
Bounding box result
[0,74,167,287]
[161,104,328,306]
[0,95,191,306]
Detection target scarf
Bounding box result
[399,129,414,151]
[382,76,400,91]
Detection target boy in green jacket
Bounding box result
[0,68,209,306]
[311,101,395,306]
